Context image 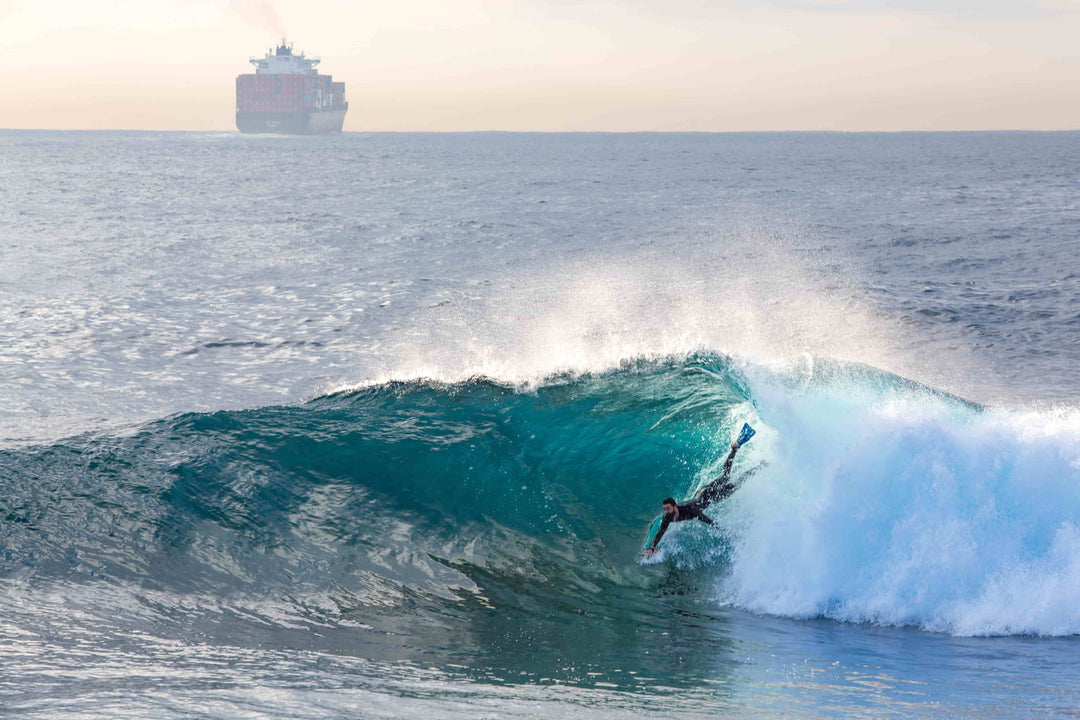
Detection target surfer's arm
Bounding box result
[698,513,713,525]
[648,516,672,550]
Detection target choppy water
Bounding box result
[2,130,1080,718]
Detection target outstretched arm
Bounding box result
[643,515,672,555]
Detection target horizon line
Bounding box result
[4,127,1080,134]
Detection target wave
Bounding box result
[2,353,1079,637]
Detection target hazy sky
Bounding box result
[1,0,1078,130]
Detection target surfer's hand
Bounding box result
[642,548,657,556]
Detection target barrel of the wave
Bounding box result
[641,423,756,559]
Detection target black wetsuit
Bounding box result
[649,446,742,550]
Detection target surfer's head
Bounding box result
[662,498,678,517]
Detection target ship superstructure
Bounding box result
[236,41,347,134]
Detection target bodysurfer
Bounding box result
[642,423,755,557]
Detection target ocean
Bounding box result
[1,130,1079,718]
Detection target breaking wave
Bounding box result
[3,354,1080,638]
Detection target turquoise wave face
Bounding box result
[3,353,1080,643]
[0,355,750,592]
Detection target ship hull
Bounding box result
[236,108,347,135]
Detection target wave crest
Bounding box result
[3,354,1080,636]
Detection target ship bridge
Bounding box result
[249,40,321,75]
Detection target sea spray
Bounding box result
[718,364,1080,635]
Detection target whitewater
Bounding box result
[2,130,1079,718]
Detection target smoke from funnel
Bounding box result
[231,0,286,38]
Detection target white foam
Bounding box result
[717,373,1080,636]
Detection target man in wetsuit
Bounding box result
[642,441,743,556]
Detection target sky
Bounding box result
[1,0,1078,131]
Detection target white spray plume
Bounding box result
[346,237,976,400]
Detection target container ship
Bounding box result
[236,41,347,134]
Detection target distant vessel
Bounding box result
[236,41,347,134]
